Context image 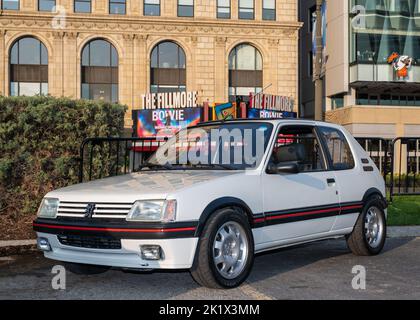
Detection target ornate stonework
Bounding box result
[0,0,301,127]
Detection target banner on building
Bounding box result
[212,102,237,120]
[134,108,202,139]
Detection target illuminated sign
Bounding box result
[141,91,199,109]
[250,93,294,113]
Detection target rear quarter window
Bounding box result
[318,126,355,170]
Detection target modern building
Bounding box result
[0,0,301,127]
[299,0,420,138]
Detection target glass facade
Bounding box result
[351,0,420,64]
[10,37,48,96]
[150,41,186,93]
[81,39,119,103]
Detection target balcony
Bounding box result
[350,63,420,84]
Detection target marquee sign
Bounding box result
[250,93,295,113]
[141,91,199,109]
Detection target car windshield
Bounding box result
[144,122,274,170]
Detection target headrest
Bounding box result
[276,143,306,163]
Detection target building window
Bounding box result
[331,94,344,109]
[109,0,126,15]
[217,0,230,19]
[239,0,254,20]
[1,0,19,10]
[144,0,160,16]
[262,0,275,20]
[178,0,194,17]
[74,0,91,13]
[308,51,313,77]
[229,43,263,103]
[309,6,316,32]
[38,0,55,11]
[150,41,186,93]
[10,37,48,96]
[81,39,119,103]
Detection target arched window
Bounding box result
[228,43,263,103]
[81,39,118,103]
[10,37,48,96]
[150,41,186,93]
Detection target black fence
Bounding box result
[390,137,420,200]
[79,137,167,183]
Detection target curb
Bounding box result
[0,240,37,257]
[387,226,420,238]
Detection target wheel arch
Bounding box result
[194,197,255,237]
[362,188,388,209]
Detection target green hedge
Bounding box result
[0,96,127,219]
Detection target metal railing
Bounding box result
[355,137,392,181]
[79,137,167,183]
[390,137,420,200]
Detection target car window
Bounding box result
[318,126,355,171]
[269,125,326,172]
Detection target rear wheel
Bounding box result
[190,207,254,289]
[64,262,110,275]
[346,196,387,256]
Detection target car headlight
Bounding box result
[126,200,177,222]
[37,198,59,219]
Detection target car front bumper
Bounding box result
[33,218,199,269]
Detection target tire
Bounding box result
[346,195,387,256]
[190,207,254,289]
[64,262,110,275]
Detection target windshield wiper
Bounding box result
[138,162,174,171]
[186,163,236,170]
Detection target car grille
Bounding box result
[57,235,122,250]
[57,201,132,219]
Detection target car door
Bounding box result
[317,126,365,231]
[258,124,340,247]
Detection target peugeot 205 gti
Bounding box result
[33,119,387,289]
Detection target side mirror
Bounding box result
[266,163,299,175]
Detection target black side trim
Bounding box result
[33,218,198,240]
[361,158,369,164]
[363,166,374,172]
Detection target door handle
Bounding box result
[327,178,336,185]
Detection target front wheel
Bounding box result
[190,207,254,289]
[346,196,387,256]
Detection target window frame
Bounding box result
[109,0,126,15]
[144,0,161,16]
[239,0,255,20]
[217,0,231,19]
[262,0,276,21]
[9,37,48,97]
[1,0,20,10]
[74,0,91,13]
[317,126,356,171]
[264,124,330,174]
[177,0,194,18]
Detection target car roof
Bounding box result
[195,118,342,129]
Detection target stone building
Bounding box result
[0,0,301,127]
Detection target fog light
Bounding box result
[140,245,162,260]
[37,238,51,252]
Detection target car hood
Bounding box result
[46,170,241,203]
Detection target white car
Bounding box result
[34,119,387,289]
